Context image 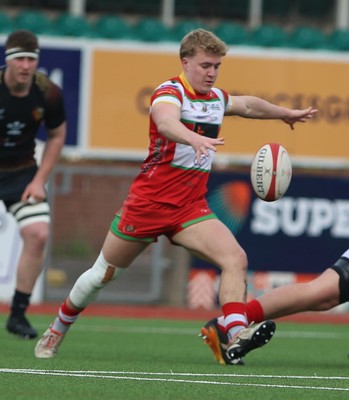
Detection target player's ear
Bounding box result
[181,57,189,70]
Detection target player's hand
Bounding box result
[192,136,225,164]
[283,106,318,130]
[21,182,46,203]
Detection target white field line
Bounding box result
[0,368,349,392]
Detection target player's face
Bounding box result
[6,56,38,86]
[181,49,222,94]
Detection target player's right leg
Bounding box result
[200,317,275,365]
[200,317,244,365]
[35,231,150,358]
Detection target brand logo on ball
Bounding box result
[254,147,272,197]
[250,143,292,202]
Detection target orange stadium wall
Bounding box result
[87,45,349,161]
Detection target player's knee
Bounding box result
[222,247,248,274]
[69,252,123,308]
[33,225,49,244]
[74,252,122,293]
[235,247,248,273]
[89,252,123,285]
[330,256,349,304]
[22,224,49,249]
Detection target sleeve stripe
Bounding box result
[152,95,181,107]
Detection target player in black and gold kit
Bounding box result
[0,30,66,338]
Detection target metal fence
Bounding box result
[44,162,189,305]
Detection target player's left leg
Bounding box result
[172,218,275,364]
[7,200,50,339]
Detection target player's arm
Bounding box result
[225,95,317,129]
[151,101,194,145]
[151,101,224,161]
[21,122,66,202]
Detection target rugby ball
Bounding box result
[250,143,292,202]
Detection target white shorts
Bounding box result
[9,199,50,229]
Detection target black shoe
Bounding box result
[200,318,244,365]
[227,320,276,362]
[6,315,38,339]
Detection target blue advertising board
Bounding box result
[38,47,81,146]
[193,170,349,274]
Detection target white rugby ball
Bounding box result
[250,143,292,202]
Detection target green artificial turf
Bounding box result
[1,314,349,400]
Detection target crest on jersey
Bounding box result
[32,107,44,121]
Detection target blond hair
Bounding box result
[179,28,228,59]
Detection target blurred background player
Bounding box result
[201,249,349,364]
[34,29,316,362]
[0,30,66,339]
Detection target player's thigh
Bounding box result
[172,219,245,266]
[101,230,150,268]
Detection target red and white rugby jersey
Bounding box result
[130,73,232,207]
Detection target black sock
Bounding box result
[10,290,31,318]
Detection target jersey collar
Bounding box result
[179,72,195,95]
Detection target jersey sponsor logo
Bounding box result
[160,83,178,89]
[155,87,179,97]
[187,101,222,113]
[140,137,164,174]
[193,122,219,138]
[6,121,25,135]
[193,152,211,168]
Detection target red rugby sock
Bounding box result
[245,299,264,324]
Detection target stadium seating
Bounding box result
[132,18,169,42]
[249,24,289,47]
[213,22,248,45]
[168,20,205,42]
[93,15,133,40]
[54,13,92,37]
[1,2,347,52]
[14,10,53,35]
[0,11,13,33]
[288,26,328,49]
[328,29,349,51]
